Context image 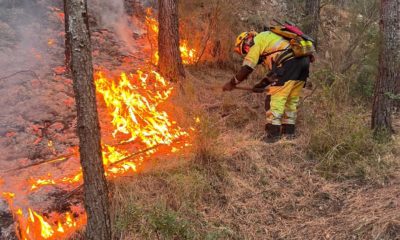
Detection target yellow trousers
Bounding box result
[266,80,305,125]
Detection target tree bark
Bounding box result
[371,0,400,135]
[304,0,321,47]
[158,0,185,81]
[64,1,112,239]
[63,0,71,70]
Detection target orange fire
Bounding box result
[95,70,188,148]
[47,39,55,46]
[145,8,197,65]
[3,192,85,240]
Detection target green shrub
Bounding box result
[148,203,195,240]
[114,201,195,239]
[114,203,143,233]
[306,104,391,181]
[352,65,375,101]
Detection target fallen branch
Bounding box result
[0,140,161,175]
[234,86,254,91]
[0,70,39,81]
[1,153,75,174]
[57,144,164,204]
[56,184,84,206]
[108,144,163,167]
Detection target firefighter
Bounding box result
[222,31,311,143]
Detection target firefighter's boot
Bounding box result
[282,124,296,140]
[263,124,281,143]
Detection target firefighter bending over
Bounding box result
[223,26,314,143]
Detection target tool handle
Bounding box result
[234,86,253,91]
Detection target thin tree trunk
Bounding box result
[158,0,185,81]
[304,0,321,47]
[371,0,400,135]
[63,0,71,70]
[64,1,112,239]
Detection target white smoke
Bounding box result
[89,0,138,54]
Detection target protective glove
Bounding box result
[252,86,266,93]
[223,66,253,92]
[222,78,236,91]
[252,78,271,93]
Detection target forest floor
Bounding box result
[111,66,400,239]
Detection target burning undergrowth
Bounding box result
[0,1,198,239]
[1,67,193,240]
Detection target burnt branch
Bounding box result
[0,70,39,81]
[1,153,75,174]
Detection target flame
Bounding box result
[47,140,56,154]
[145,8,197,65]
[29,209,54,238]
[48,6,65,23]
[95,70,188,148]
[2,191,84,240]
[47,39,55,46]
[21,208,83,240]
[3,192,15,199]
[31,179,56,190]
[180,40,197,65]
[145,8,159,34]
[57,222,64,233]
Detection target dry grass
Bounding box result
[109,3,398,238]
[110,67,400,239]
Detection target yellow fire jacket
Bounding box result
[243,31,291,71]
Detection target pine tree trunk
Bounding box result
[371,0,400,135]
[63,0,71,70]
[158,0,185,81]
[64,1,112,239]
[304,0,321,47]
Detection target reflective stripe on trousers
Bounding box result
[265,80,305,125]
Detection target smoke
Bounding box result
[0,0,71,178]
[89,0,138,54]
[0,0,60,71]
[0,0,68,161]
